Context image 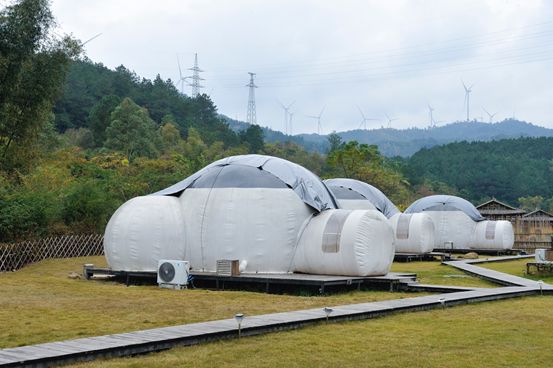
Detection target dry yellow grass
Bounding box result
[478,258,553,283]
[67,296,553,368]
[1,256,433,348]
[3,254,552,368]
[390,257,498,288]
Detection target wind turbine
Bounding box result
[383,110,399,129]
[461,78,474,121]
[427,102,435,128]
[277,99,295,135]
[478,109,485,123]
[483,108,499,123]
[175,54,189,95]
[306,106,326,135]
[288,110,298,135]
[80,33,102,46]
[358,106,378,130]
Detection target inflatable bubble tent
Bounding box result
[104,155,395,277]
[325,178,434,254]
[404,195,514,250]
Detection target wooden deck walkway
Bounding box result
[1,256,550,368]
[86,268,417,293]
[444,257,553,289]
[190,271,418,294]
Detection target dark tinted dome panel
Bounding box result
[328,186,366,200]
[189,164,289,189]
[425,204,461,212]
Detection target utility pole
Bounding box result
[246,72,258,125]
[188,53,204,98]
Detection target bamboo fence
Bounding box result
[0,234,104,272]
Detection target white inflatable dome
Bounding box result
[104,196,186,272]
[325,178,434,254]
[388,213,435,254]
[405,195,513,250]
[104,155,396,276]
[294,209,395,276]
[473,220,514,250]
[324,178,400,218]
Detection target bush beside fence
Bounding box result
[0,234,104,272]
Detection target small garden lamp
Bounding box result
[323,307,333,323]
[235,313,245,338]
[438,297,446,308]
[538,280,543,296]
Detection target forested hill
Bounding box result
[52,58,250,149]
[219,115,328,153]
[406,136,553,206]
[297,120,553,157]
[54,58,552,158]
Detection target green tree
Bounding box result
[325,131,344,155]
[159,122,181,154]
[518,196,545,212]
[88,94,121,147]
[105,97,159,161]
[239,124,265,153]
[62,178,113,231]
[0,0,81,171]
[326,140,411,205]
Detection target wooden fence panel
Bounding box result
[0,234,104,272]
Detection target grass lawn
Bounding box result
[390,257,499,288]
[2,255,552,367]
[68,296,553,368]
[478,258,553,284]
[1,256,434,349]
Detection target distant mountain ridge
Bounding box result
[299,119,553,157]
[220,115,553,157]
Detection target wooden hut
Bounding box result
[514,209,553,253]
[477,199,553,253]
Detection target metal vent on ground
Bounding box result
[217,260,239,276]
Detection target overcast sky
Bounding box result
[49,0,553,135]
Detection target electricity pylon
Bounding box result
[246,72,258,125]
[188,53,204,98]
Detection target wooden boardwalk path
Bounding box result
[444,256,553,289]
[1,256,550,368]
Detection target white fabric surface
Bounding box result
[389,213,435,254]
[294,210,395,276]
[104,196,186,271]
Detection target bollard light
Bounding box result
[235,313,245,338]
[538,280,544,296]
[438,297,446,308]
[323,307,333,323]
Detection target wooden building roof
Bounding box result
[476,198,526,216]
[523,209,553,220]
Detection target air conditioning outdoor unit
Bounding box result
[535,249,553,264]
[157,260,189,289]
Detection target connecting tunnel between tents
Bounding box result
[324,178,434,254]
